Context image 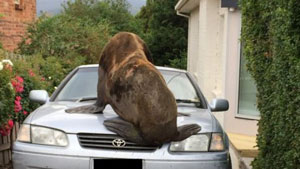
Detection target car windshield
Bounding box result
[55,67,201,106]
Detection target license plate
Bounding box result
[94,159,142,169]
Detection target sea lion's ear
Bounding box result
[143,43,153,63]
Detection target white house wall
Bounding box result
[186,0,225,126]
[187,7,200,77]
[196,0,224,102]
[178,0,259,136]
[223,11,258,136]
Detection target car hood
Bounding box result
[26,101,214,134]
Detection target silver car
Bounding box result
[13,65,231,169]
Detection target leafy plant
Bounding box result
[0,60,15,135]
[241,0,300,168]
[18,0,141,64]
[0,51,48,136]
[137,0,188,69]
[18,14,111,64]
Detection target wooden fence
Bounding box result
[0,123,20,169]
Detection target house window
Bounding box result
[237,44,260,118]
[15,0,23,10]
[14,0,20,5]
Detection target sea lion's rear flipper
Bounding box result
[174,124,201,141]
[65,104,105,114]
[104,117,144,144]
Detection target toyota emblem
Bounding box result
[112,138,126,147]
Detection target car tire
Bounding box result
[227,155,232,169]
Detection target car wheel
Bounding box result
[227,155,232,169]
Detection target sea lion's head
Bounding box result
[99,32,153,72]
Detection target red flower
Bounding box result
[16,86,24,93]
[15,76,24,83]
[7,120,14,128]
[14,97,22,113]
[16,96,21,101]
[41,77,45,81]
[0,129,10,136]
[0,120,14,136]
[23,111,28,115]
[11,76,24,93]
[11,79,16,86]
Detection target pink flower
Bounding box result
[0,129,10,136]
[11,79,16,86]
[23,111,28,115]
[0,120,14,136]
[15,76,24,83]
[7,120,14,128]
[16,96,22,101]
[17,86,24,93]
[14,97,22,113]
[41,77,45,81]
[11,76,24,93]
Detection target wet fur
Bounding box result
[67,32,200,145]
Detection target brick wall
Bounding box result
[0,0,36,51]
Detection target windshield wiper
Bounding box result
[76,97,98,102]
[176,99,201,104]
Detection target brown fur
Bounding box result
[96,32,200,145]
[66,32,200,145]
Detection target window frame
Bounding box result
[15,0,24,10]
[235,25,260,120]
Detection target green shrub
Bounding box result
[0,50,49,135]
[62,0,141,35]
[0,58,15,134]
[23,54,83,93]
[137,0,188,69]
[18,14,111,64]
[241,0,300,168]
[18,0,141,65]
[17,0,143,95]
[12,58,48,120]
[169,51,187,69]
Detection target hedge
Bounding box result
[241,0,300,168]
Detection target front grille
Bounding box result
[77,133,158,151]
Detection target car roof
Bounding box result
[78,64,187,73]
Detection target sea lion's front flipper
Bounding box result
[174,124,201,141]
[65,104,105,114]
[104,117,144,144]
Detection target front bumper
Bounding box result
[13,134,230,169]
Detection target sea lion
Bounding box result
[66,32,201,146]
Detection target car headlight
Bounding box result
[170,134,210,152]
[17,124,68,147]
[170,133,225,152]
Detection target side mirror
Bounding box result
[210,99,229,112]
[29,90,49,104]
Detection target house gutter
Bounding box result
[176,11,190,18]
[175,0,190,18]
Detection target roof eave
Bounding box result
[175,0,200,14]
